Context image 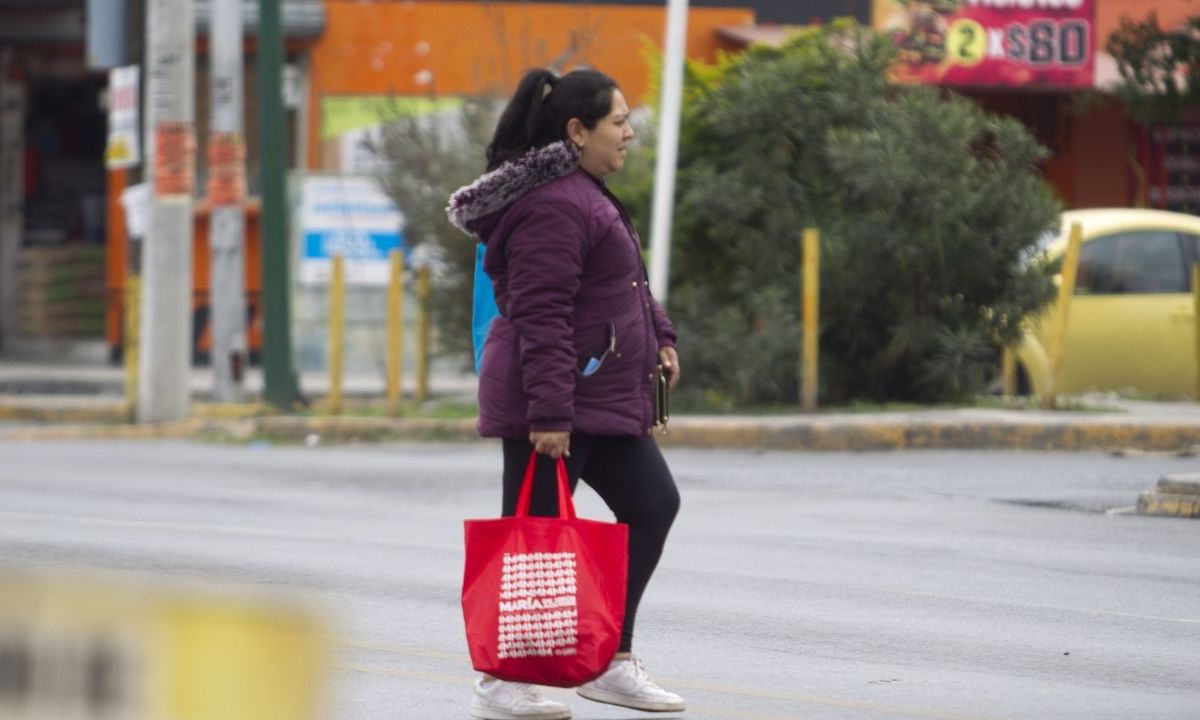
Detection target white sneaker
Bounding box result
[470,677,572,720]
[576,656,686,712]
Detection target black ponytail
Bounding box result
[486,67,619,171]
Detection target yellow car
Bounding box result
[1015,208,1200,399]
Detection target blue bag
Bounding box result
[472,243,500,374]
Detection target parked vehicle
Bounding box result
[1015,208,1200,399]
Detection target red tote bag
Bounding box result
[462,451,629,687]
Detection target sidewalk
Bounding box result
[2,355,1199,451]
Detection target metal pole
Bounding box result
[139,0,195,423]
[106,167,130,412]
[124,267,141,419]
[647,0,689,303]
[1193,263,1200,400]
[801,228,819,411]
[415,266,431,404]
[259,0,300,409]
[1001,347,1017,398]
[327,255,344,415]
[386,249,405,416]
[1042,222,1083,410]
[208,0,247,402]
[0,48,24,353]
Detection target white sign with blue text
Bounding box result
[299,175,405,286]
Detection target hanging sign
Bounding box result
[106,66,140,169]
[873,0,1096,88]
[299,175,406,286]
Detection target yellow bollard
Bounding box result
[801,228,820,411]
[416,266,431,404]
[158,599,327,720]
[0,574,327,720]
[328,255,345,415]
[387,250,406,416]
[1001,347,1016,398]
[124,273,141,420]
[1042,221,1083,410]
[1193,263,1200,400]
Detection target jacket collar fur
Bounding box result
[447,141,581,239]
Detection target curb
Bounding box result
[0,417,207,442]
[0,402,129,425]
[657,419,1200,452]
[254,416,480,444]
[1137,475,1200,519]
[2,411,1199,452]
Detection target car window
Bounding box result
[1187,234,1200,289]
[1075,231,1186,294]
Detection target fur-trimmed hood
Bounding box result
[446,141,580,240]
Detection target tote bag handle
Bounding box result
[514,450,576,520]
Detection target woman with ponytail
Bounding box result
[449,68,685,720]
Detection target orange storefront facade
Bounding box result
[312,0,1198,208]
[305,0,758,172]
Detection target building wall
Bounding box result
[1097,0,1194,41]
[1070,100,1132,209]
[970,1,1197,211]
[310,0,1199,206]
[308,0,755,169]
[419,0,868,24]
[1068,0,1196,210]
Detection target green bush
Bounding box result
[368,99,500,367]
[663,21,1060,406]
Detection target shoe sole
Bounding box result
[469,704,572,720]
[576,686,685,713]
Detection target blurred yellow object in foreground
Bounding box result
[0,572,328,720]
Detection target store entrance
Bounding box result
[20,72,109,345]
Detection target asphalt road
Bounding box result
[1,440,1198,720]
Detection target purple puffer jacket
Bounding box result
[448,141,676,438]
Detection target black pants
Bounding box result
[502,434,680,653]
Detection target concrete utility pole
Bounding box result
[647,0,689,303]
[0,49,24,353]
[139,0,195,422]
[208,0,247,401]
[259,0,301,409]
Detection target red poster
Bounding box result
[154,121,195,196]
[873,0,1095,88]
[207,131,247,207]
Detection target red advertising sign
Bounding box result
[873,0,1095,88]
[1134,122,1200,214]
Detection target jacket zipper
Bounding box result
[599,184,660,431]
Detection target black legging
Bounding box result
[502,434,681,653]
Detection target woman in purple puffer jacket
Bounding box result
[448,68,685,720]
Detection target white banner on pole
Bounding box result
[106,66,140,169]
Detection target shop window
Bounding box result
[1075,231,1186,295]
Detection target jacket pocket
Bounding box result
[573,321,615,376]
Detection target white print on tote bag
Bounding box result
[497,552,579,658]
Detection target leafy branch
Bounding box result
[1107,12,1200,123]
